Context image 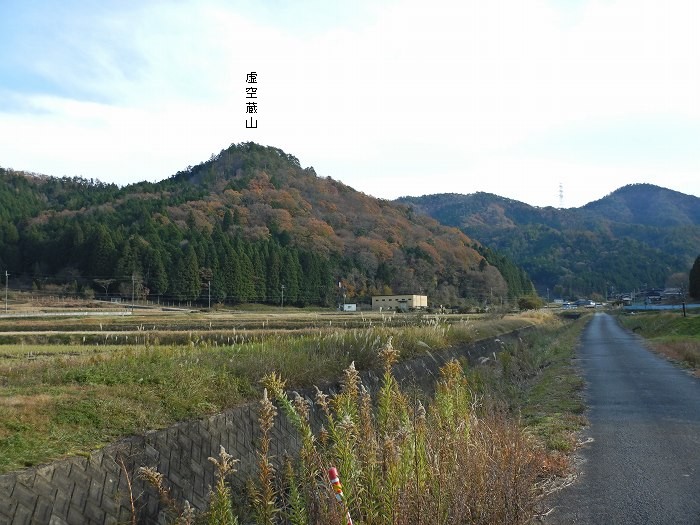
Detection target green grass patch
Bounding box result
[618,311,700,372]
[135,313,588,524]
[0,312,555,474]
[467,315,589,455]
[618,310,700,338]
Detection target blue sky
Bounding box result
[1,0,698,208]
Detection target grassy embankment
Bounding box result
[139,311,590,524]
[0,311,520,472]
[0,309,587,491]
[617,310,700,375]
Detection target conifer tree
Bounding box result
[87,225,117,278]
[170,243,200,301]
[266,243,281,304]
[146,249,169,298]
[690,255,700,299]
[116,238,143,281]
[222,209,233,231]
[236,248,256,303]
[250,246,267,302]
[220,244,236,300]
[281,250,301,304]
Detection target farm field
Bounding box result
[0,300,569,474]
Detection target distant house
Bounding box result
[662,288,683,299]
[371,294,428,311]
[574,299,595,308]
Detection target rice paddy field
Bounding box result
[0,298,568,474]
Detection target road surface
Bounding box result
[547,312,700,524]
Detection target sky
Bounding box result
[1,0,698,209]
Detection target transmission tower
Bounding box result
[559,182,564,208]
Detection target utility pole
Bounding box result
[4,271,8,313]
[208,281,211,309]
[281,284,285,309]
[131,273,135,313]
[681,285,687,318]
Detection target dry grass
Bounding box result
[649,340,700,377]
[617,311,700,375]
[134,315,589,524]
[142,353,549,525]
[0,311,546,473]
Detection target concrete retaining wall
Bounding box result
[0,330,526,524]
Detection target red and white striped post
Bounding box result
[328,467,353,525]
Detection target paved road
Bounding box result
[548,312,700,524]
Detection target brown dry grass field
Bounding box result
[1,294,571,471]
[0,295,594,522]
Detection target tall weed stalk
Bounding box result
[141,338,544,524]
[263,339,541,524]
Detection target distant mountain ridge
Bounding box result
[399,184,700,298]
[580,184,700,226]
[0,143,532,307]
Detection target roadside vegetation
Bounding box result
[0,307,590,524]
[1,310,550,473]
[618,311,700,375]
[135,311,589,524]
[146,355,543,525]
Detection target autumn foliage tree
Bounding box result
[0,144,522,307]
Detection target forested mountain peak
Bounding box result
[400,191,563,231]
[399,186,700,298]
[581,183,700,226]
[0,143,533,307]
[162,143,311,191]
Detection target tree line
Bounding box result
[1,143,538,309]
[3,213,335,306]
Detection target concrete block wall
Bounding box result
[0,329,526,524]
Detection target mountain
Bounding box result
[0,142,529,308]
[398,184,700,299]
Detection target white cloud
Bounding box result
[0,0,698,207]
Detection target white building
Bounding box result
[371,294,428,311]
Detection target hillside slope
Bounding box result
[399,184,700,298]
[0,143,524,307]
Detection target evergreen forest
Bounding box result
[0,143,534,308]
[401,185,700,299]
